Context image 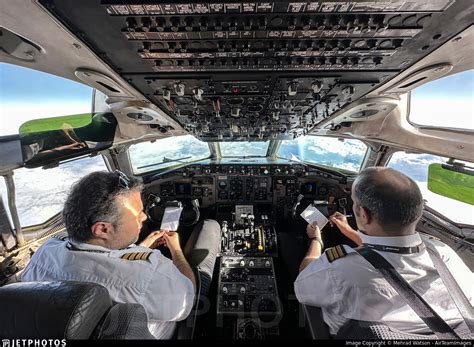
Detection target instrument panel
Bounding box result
[145,162,349,220]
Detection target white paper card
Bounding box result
[300,204,329,229]
[160,206,183,231]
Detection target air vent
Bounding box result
[74,69,133,98]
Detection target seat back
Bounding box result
[0,281,154,339]
[93,303,155,339]
[0,281,112,339]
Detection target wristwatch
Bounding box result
[308,236,324,249]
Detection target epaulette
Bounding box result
[121,252,152,261]
[325,245,347,263]
[53,233,69,241]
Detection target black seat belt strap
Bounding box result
[426,246,474,332]
[356,246,460,339]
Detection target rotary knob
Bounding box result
[222,286,228,294]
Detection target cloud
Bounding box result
[0,156,106,227]
[130,135,210,173]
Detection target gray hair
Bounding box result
[63,171,142,242]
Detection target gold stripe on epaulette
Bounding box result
[325,245,347,263]
[121,252,152,261]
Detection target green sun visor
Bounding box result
[428,163,474,206]
[19,112,117,168]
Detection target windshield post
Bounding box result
[2,173,25,246]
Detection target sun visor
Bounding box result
[19,112,117,168]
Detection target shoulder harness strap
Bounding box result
[325,245,347,263]
[121,252,152,261]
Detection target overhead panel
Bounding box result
[39,0,473,141]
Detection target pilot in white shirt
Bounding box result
[294,167,473,336]
[21,171,220,339]
[22,238,194,339]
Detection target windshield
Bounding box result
[220,142,269,157]
[278,136,367,172]
[129,135,210,174]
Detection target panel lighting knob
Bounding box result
[229,17,238,31]
[199,18,208,31]
[184,17,194,31]
[287,16,296,31]
[155,18,165,32]
[126,17,137,31]
[258,16,267,30]
[214,18,223,31]
[301,16,313,30]
[170,17,180,32]
[141,17,151,32]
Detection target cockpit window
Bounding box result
[277,136,367,172]
[0,156,107,229]
[219,142,269,157]
[129,135,210,174]
[0,63,92,136]
[388,152,474,226]
[409,69,474,131]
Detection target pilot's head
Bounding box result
[351,167,424,235]
[63,171,147,249]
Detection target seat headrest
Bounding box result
[0,281,113,339]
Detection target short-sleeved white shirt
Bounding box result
[294,232,473,335]
[21,238,195,339]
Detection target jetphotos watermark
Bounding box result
[2,340,66,347]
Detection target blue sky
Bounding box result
[0,63,92,136]
[0,63,92,103]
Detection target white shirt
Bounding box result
[295,232,473,335]
[21,238,195,339]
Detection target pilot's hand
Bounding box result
[139,230,166,249]
[306,223,321,239]
[163,231,182,253]
[330,211,362,246]
[329,211,349,229]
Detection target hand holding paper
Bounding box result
[160,206,183,231]
[300,204,329,230]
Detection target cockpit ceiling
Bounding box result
[40,0,473,141]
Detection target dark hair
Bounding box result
[62,171,141,242]
[354,167,423,232]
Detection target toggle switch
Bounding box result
[175,82,185,96]
[193,87,204,101]
[288,82,298,96]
